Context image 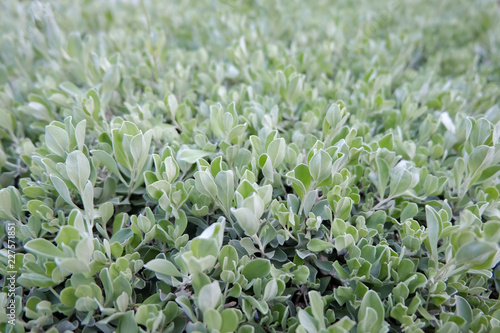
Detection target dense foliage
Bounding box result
[1,0,500,332]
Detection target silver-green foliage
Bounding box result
[1,0,500,332]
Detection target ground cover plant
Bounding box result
[1,0,500,332]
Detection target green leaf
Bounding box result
[309,150,332,183]
[242,258,271,280]
[25,239,68,259]
[389,165,413,198]
[358,307,379,333]
[130,133,147,167]
[60,287,77,307]
[242,193,265,218]
[55,226,81,246]
[334,197,353,220]
[293,265,310,283]
[467,118,492,148]
[198,281,221,312]
[164,301,180,324]
[0,188,13,220]
[191,238,219,259]
[238,325,256,333]
[117,311,139,333]
[112,129,131,169]
[358,290,384,333]
[102,66,121,96]
[99,202,114,225]
[375,158,390,199]
[164,156,179,183]
[228,124,248,143]
[219,245,239,271]
[110,229,134,244]
[267,138,286,168]
[167,94,178,117]
[195,170,217,199]
[100,268,114,305]
[400,203,418,222]
[221,308,240,333]
[455,241,498,270]
[178,148,213,164]
[204,308,222,331]
[259,153,274,181]
[298,309,318,333]
[176,296,197,322]
[86,90,101,119]
[232,193,265,236]
[82,180,94,217]
[144,259,183,277]
[476,165,500,183]
[262,279,278,301]
[216,170,235,212]
[307,239,334,252]
[59,81,83,97]
[45,124,69,157]
[437,322,460,333]
[66,150,91,192]
[379,133,393,150]
[331,316,356,332]
[467,145,494,176]
[58,258,90,274]
[0,145,6,168]
[455,296,472,332]
[425,205,441,263]
[50,175,76,207]
[92,150,122,179]
[192,273,211,295]
[27,200,53,220]
[75,120,87,151]
[116,292,129,313]
[309,291,325,329]
[294,164,312,190]
[231,208,259,236]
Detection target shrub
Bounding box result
[1,0,500,332]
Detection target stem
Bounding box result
[133,239,146,252]
[215,198,235,226]
[372,196,394,210]
[223,281,229,301]
[431,260,456,283]
[223,207,235,225]
[4,161,20,169]
[8,129,20,146]
[252,235,266,257]
[9,217,23,226]
[49,287,60,299]
[285,228,298,242]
